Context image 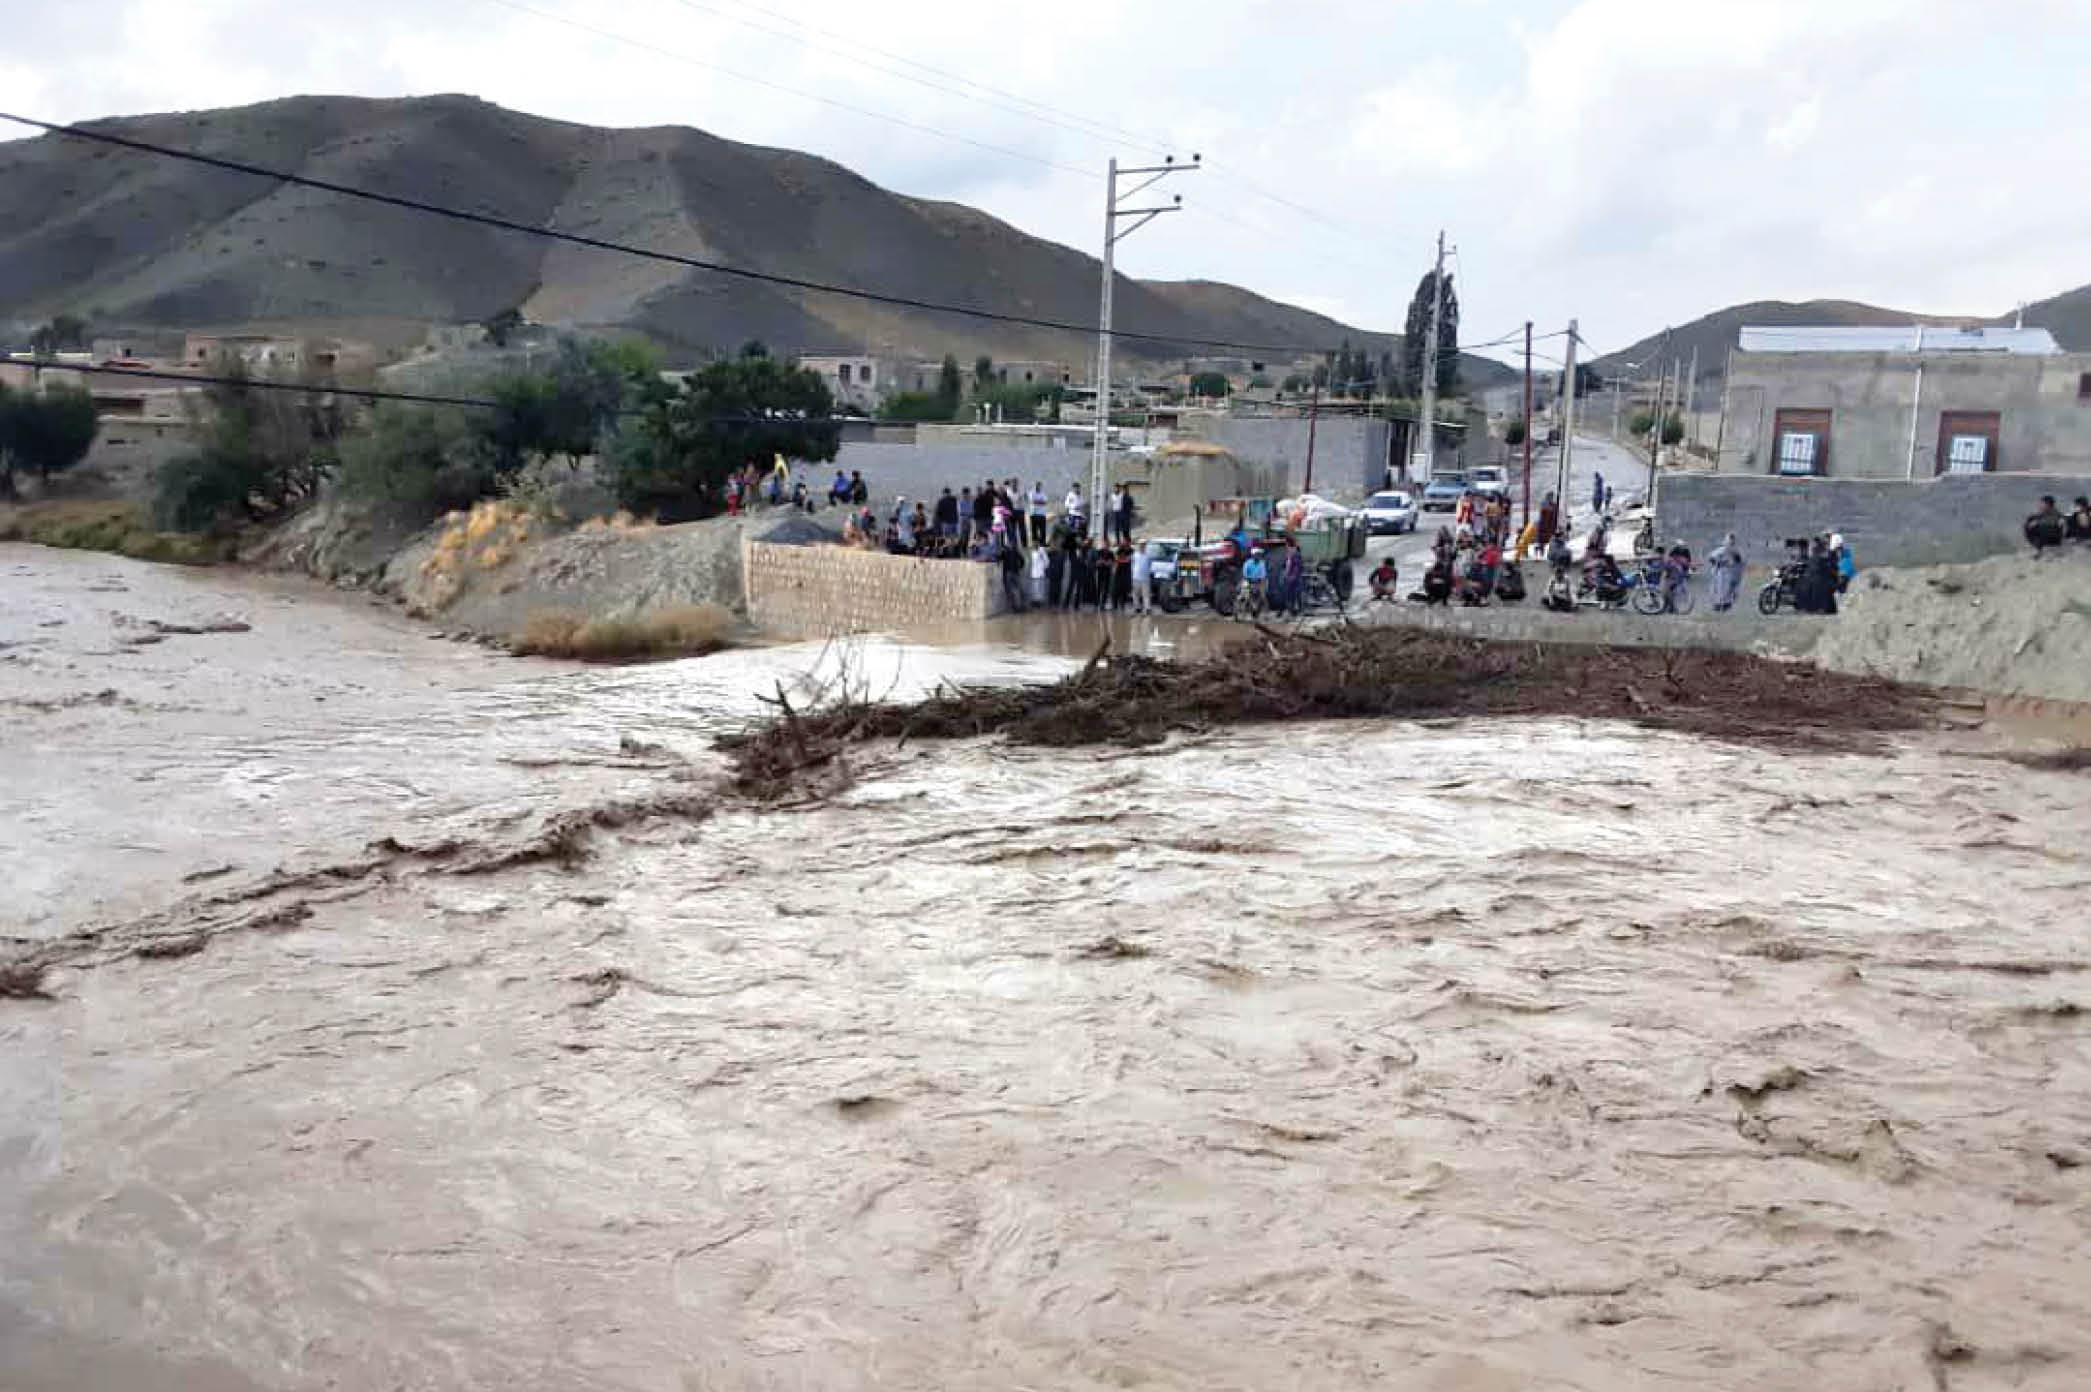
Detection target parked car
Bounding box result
[1420,474,1468,512]
[1358,490,1418,535]
[1144,538,1188,586]
[1468,465,1508,497]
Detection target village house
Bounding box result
[1717,325,2091,478]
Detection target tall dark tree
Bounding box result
[28,315,90,356]
[935,354,964,416]
[973,355,996,390]
[609,344,839,522]
[1401,270,1461,397]
[0,383,100,498]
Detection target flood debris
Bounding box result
[1999,747,2091,773]
[0,961,53,999]
[720,628,1941,800]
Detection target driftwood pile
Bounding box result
[719,626,1940,800]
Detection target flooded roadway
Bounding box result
[4,543,2089,1390]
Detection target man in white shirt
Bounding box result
[1064,483,1086,530]
[1129,540,1153,613]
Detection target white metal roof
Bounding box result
[1737,325,2061,355]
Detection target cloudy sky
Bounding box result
[4,0,2084,364]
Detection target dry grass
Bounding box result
[510,603,734,663]
[0,499,235,565]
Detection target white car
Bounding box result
[1359,490,1418,535]
[1468,465,1509,497]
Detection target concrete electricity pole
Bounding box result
[1521,322,1534,527]
[1684,344,1699,448]
[1555,320,1578,513]
[1091,154,1197,518]
[1411,229,1449,482]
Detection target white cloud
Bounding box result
[4,0,2087,356]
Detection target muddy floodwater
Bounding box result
[4,543,2090,1391]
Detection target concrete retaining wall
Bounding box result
[832,442,1087,511]
[1656,470,2091,568]
[744,539,1004,636]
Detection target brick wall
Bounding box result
[1657,470,2091,567]
[744,539,1005,636]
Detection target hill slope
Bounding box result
[1593,291,2091,387]
[0,94,1513,383]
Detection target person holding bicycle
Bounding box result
[1239,546,1269,617]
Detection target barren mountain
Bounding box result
[0,93,1512,381]
[1592,291,2090,387]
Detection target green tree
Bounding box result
[878,391,952,423]
[1503,419,1528,447]
[27,315,90,356]
[152,362,345,531]
[1401,270,1461,397]
[1661,414,1686,446]
[935,354,964,417]
[739,339,771,360]
[1281,373,1307,394]
[336,403,496,517]
[973,355,996,391]
[1353,352,1378,399]
[972,381,1053,422]
[1188,371,1231,398]
[608,345,839,522]
[479,339,635,473]
[1310,362,1330,391]
[0,383,100,497]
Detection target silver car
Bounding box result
[1359,490,1418,535]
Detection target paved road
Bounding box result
[1359,435,1653,589]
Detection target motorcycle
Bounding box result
[1757,562,1805,615]
[1631,556,1694,615]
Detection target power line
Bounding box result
[474,0,1099,180]
[0,111,1408,359]
[658,0,1162,158]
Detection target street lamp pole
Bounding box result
[1091,154,1198,523]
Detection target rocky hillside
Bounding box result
[0,94,1512,381]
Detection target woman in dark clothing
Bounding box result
[1092,545,1116,609]
[1064,539,1090,611]
[1112,544,1135,610]
[1798,536,1839,614]
[1046,541,1068,607]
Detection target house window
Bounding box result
[2078,372,2091,402]
[1937,410,2001,475]
[837,364,851,384]
[860,364,873,386]
[1770,408,1832,476]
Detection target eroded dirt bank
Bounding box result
[4,542,2090,1391]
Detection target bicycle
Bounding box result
[1630,557,1695,615]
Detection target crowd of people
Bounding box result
[828,477,1155,615]
[2025,494,2091,554]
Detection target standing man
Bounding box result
[1130,539,1153,614]
[971,482,995,550]
[1113,484,1136,547]
[1064,482,1087,534]
[1591,469,1606,517]
[1028,480,1049,546]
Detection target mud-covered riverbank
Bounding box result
[4,542,2090,1390]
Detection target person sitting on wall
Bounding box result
[2026,495,2068,557]
[2065,496,2091,543]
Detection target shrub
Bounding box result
[509,603,733,662]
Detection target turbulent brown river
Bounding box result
[4,543,2089,1391]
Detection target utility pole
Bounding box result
[1304,384,1321,494]
[1684,344,1699,448]
[1521,321,1534,528]
[1555,320,1578,515]
[1410,229,1449,482]
[1091,154,1198,519]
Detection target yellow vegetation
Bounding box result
[509,604,734,663]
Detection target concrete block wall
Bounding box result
[744,539,1004,636]
[832,443,1088,511]
[1657,470,2091,567]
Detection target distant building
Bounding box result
[182,333,376,376]
[1717,324,2091,478]
[796,353,886,412]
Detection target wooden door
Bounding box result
[1771,408,1831,476]
[1936,411,2001,474]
